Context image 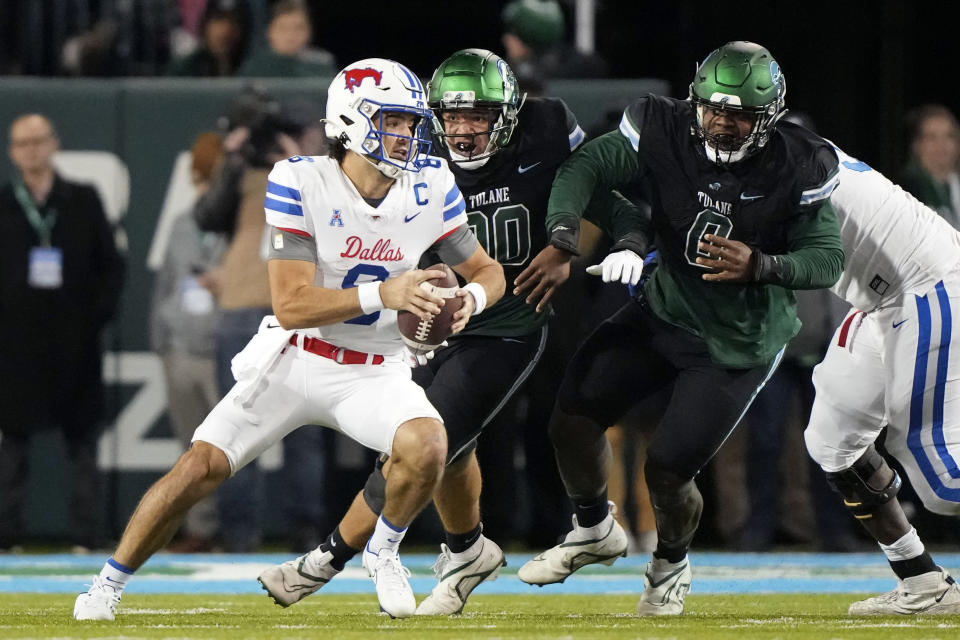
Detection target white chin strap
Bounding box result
[358,151,403,179]
[373,158,403,179]
[703,140,750,164]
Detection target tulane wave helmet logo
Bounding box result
[497,58,517,98]
[769,61,782,87]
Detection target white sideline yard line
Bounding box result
[3,552,960,595]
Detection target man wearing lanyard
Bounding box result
[0,113,125,551]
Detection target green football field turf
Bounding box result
[3,593,959,639]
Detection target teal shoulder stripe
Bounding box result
[799,167,840,205]
[618,112,640,152]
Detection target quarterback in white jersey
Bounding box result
[262,152,467,357]
[74,58,504,622]
[805,143,960,615]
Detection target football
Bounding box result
[397,263,463,355]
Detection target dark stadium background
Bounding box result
[313,0,957,176]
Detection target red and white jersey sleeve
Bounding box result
[437,158,468,241]
[830,144,960,311]
[266,155,466,356]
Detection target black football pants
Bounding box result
[551,295,782,557]
[555,295,781,480]
[415,326,548,464]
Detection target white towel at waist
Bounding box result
[230,315,294,407]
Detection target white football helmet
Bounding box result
[325,58,433,178]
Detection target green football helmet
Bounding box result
[689,41,787,163]
[427,48,523,162]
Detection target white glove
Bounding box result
[586,249,644,285]
[403,341,448,368]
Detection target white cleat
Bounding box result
[517,502,628,586]
[362,546,416,618]
[258,550,341,607]
[415,537,506,615]
[73,576,121,621]
[848,567,960,615]
[636,556,691,616]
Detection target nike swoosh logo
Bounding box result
[935,588,950,603]
[740,193,765,201]
[404,212,421,223]
[518,162,541,174]
[644,564,689,588]
[893,319,908,329]
[386,537,401,544]
[267,323,280,329]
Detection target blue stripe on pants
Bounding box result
[908,284,960,501]
[933,282,960,479]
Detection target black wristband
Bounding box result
[548,222,580,256]
[752,250,789,284]
[610,232,648,258]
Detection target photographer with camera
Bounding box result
[193,88,328,552]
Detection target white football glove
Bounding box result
[586,249,644,285]
[403,341,448,368]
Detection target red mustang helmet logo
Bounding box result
[344,67,383,93]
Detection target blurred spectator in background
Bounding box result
[0,1,114,75]
[193,89,328,551]
[0,0,255,77]
[900,104,960,229]
[60,0,178,76]
[501,0,607,94]
[0,113,125,551]
[239,0,336,77]
[167,0,252,77]
[149,131,227,552]
[174,0,211,45]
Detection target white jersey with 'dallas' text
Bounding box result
[830,144,960,311]
[264,154,467,356]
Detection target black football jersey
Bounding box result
[429,97,582,337]
[624,95,839,278]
